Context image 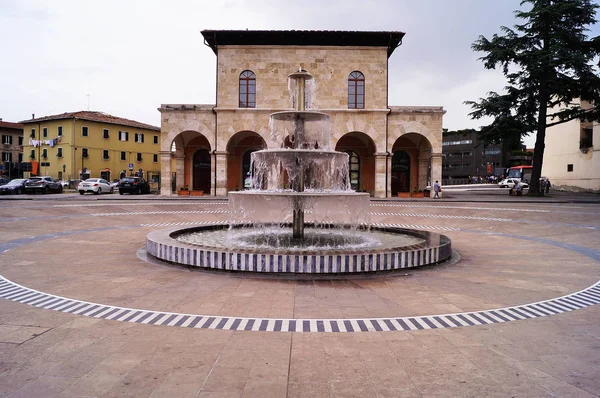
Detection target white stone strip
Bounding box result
[54,202,227,207]
[370,212,511,222]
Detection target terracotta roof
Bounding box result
[19,111,160,131]
[0,121,24,129]
[201,30,405,57]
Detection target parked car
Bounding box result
[0,179,28,195]
[77,178,114,195]
[24,176,63,194]
[499,178,529,189]
[58,179,72,189]
[118,177,151,195]
[0,178,9,186]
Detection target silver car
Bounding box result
[24,176,64,194]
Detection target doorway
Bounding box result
[193,149,211,192]
[391,151,410,195]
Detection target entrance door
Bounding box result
[391,151,410,195]
[193,149,211,193]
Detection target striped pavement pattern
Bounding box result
[54,202,228,207]
[370,212,512,222]
[141,220,229,228]
[370,222,460,232]
[91,210,228,216]
[370,203,550,213]
[1,275,598,333]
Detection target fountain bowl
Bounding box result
[146,224,452,274]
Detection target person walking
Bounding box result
[433,180,441,199]
[545,179,551,194]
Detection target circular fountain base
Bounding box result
[146,224,452,274]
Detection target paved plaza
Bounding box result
[0,191,599,397]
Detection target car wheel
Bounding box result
[79,191,84,195]
[110,187,114,194]
[58,186,63,193]
[16,189,21,195]
[95,188,101,195]
[119,190,124,195]
[44,186,49,194]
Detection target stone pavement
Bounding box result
[0,193,598,397]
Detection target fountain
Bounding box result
[146,69,451,274]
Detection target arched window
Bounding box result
[239,70,256,108]
[346,150,360,191]
[348,71,365,109]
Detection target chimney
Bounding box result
[32,113,35,119]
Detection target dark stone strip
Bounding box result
[516,306,542,318]
[63,302,89,313]
[477,312,501,324]
[122,310,143,322]
[343,320,354,332]
[370,320,383,332]
[356,320,368,332]
[37,298,65,308]
[564,296,593,306]
[383,319,397,331]
[525,305,553,316]
[274,320,282,332]
[330,321,340,333]
[455,314,476,326]
[536,302,563,314]
[316,320,325,332]
[487,310,512,322]
[407,318,424,330]
[56,301,82,312]
[555,298,582,310]
[421,317,438,329]
[289,320,296,332]
[45,299,70,310]
[533,303,559,314]
[508,307,533,319]
[244,319,255,331]
[395,319,411,330]
[100,308,123,319]
[468,313,491,324]
[230,318,242,331]
[162,314,178,325]
[188,317,202,328]
[259,319,269,331]
[215,318,228,330]
[433,316,452,328]
[496,309,519,321]
[174,315,191,326]
[87,306,110,317]
[136,312,154,323]
[303,320,310,332]
[201,317,216,329]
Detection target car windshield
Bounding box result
[7,179,26,185]
[28,178,42,182]
[121,178,138,182]
[85,179,100,182]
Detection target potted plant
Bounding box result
[412,189,424,198]
[177,186,190,196]
[397,191,411,198]
[190,190,204,196]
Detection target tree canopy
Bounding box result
[465,0,600,195]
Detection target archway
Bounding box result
[391,151,410,194]
[226,131,267,191]
[193,149,211,192]
[335,132,376,194]
[391,133,433,195]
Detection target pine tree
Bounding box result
[465,0,600,195]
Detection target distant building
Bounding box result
[0,119,24,178]
[20,111,160,182]
[442,130,505,183]
[542,100,599,192]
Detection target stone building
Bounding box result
[159,30,445,197]
[542,100,599,192]
[0,119,24,179]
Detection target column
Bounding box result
[386,153,392,198]
[214,150,228,196]
[374,152,388,198]
[175,155,185,192]
[430,152,443,198]
[418,156,428,191]
[159,151,173,196]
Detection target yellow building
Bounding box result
[20,111,161,183]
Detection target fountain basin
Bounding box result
[146,224,452,274]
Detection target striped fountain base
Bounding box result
[146,224,452,274]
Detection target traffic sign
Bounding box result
[128,163,134,170]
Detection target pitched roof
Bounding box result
[0,121,24,129]
[19,111,160,131]
[201,30,405,57]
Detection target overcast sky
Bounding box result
[1,0,599,147]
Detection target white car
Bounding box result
[499,178,529,189]
[77,178,114,195]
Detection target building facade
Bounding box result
[442,130,505,184]
[0,120,24,179]
[542,100,599,192]
[159,30,445,198]
[20,111,161,182]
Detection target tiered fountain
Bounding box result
[146,70,451,274]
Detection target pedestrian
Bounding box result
[545,179,551,194]
[119,170,126,180]
[433,180,441,199]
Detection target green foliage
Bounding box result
[465,0,600,195]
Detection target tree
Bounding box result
[465,0,600,195]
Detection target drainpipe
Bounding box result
[212,36,219,196]
[385,53,390,197]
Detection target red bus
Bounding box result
[507,165,532,183]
